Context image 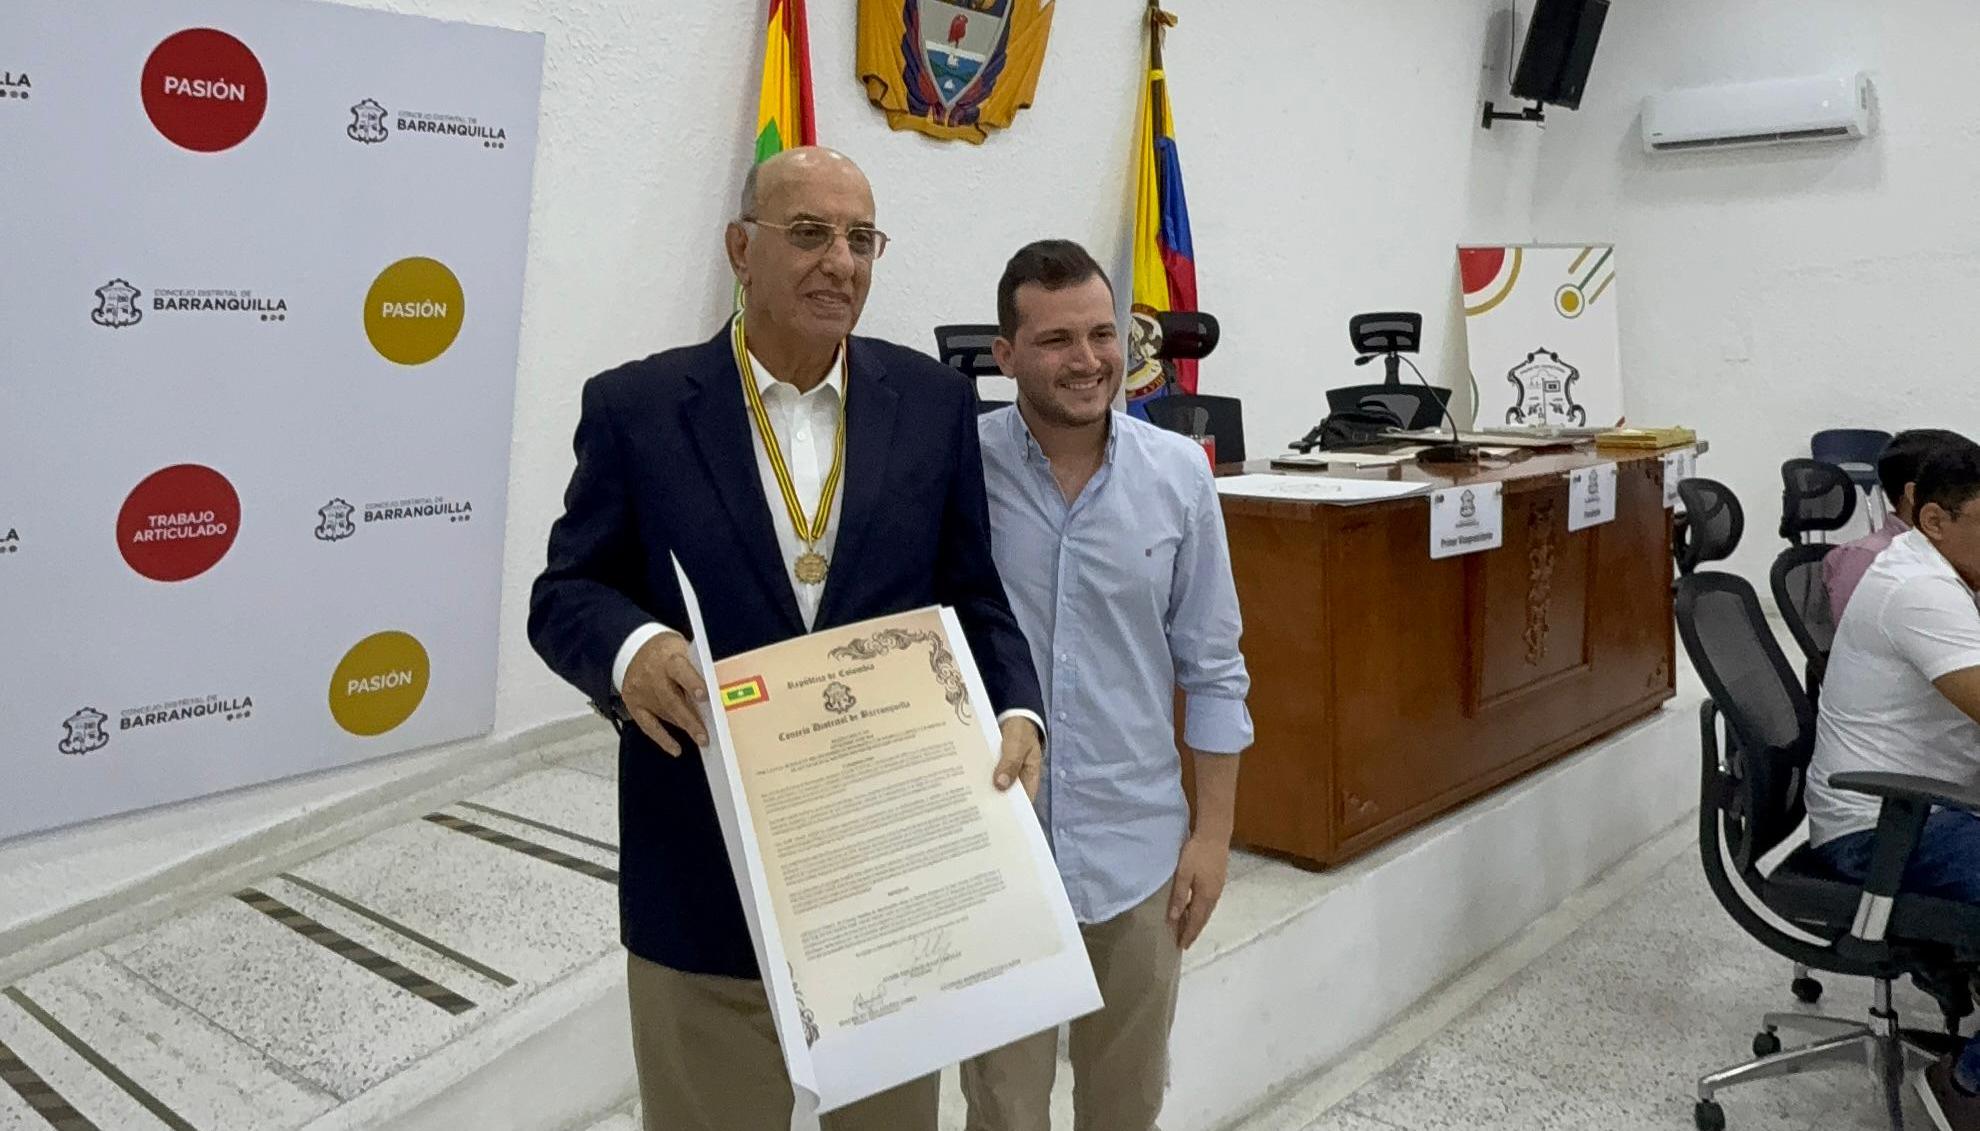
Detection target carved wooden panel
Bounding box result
[1475,487,1590,709]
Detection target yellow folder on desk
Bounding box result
[1595,426,1697,451]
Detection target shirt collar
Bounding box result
[741,321,845,402]
[1011,402,1120,466]
[1897,528,1978,594]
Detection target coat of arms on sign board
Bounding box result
[857,0,1055,144]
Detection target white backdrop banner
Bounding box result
[0,0,543,839]
[1458,244,1626,431]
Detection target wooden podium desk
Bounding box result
[1202,445,1689,869]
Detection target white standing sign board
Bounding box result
[0,0,544,839]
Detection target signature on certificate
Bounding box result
[851,978,907,1024]
[904,926,964,980]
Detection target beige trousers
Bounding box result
[627,953,940,1131]
[960,881,1184,1131]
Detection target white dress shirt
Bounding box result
[609,334,1044,738]
[612,343,845,688]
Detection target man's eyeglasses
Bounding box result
[743,218,890,261]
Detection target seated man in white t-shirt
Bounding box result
[1804,445,1980,1125]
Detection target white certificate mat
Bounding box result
[674,558,1100,1122]
[1216,473,1432,504]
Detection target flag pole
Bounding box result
[1147,1,1174,136]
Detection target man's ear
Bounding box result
[724,222,750,283]
[1918,501,1951,539]
[991,334,1015,378]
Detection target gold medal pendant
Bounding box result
[794,551,829,585]
[733,317,848,595]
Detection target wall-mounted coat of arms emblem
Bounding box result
[857,0,1056,144]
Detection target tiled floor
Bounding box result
[1285,845,1949,1131]
[0,753,625,1131]
[597,839,1937,1131]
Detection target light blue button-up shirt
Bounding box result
[979,406,1253,925]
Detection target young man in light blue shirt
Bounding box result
[960,240,1253,1131]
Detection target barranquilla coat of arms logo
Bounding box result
[857,0,1056,144]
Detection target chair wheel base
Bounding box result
[1695,1098,1727,1131]
[1791,976,1824,1004]
[1752,1029,1782,1057]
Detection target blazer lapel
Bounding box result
[817,337,900,627]
[680,331,806,636]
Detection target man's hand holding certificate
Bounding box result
[674,559,1100,1122]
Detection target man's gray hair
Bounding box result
[739,163,760,219]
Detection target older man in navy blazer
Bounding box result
[528,148,1044,1131]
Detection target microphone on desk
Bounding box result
[1351,351,1477,466]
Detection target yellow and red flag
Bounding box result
[755,0,817,163]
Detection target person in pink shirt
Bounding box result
[1827,429,1977,624]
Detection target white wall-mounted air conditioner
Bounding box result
[1641,72,1874,154]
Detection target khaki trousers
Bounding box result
[960,881,1184,1131]
[627,953,940,1131]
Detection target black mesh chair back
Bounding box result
[933,324,998,378]
[1674,478,1743,575]
[1772,544,1839,696]
[933,324,1008,415]
[1779,459,1858,543]
[1676,572,1817,873]
[1143,394,1247,464]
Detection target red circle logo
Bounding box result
[141,29,267,152]
[118,465,241,581]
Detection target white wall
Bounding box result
[13,0,1972,945]
[1484,0,1980,583]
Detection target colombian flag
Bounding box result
[1127,28,1199,409]
[755,0,817,162]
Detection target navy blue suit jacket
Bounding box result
[528,327,1043,977]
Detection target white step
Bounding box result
[0,740,636,1131]
[1,680,1698,1131]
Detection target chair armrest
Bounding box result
[1827,771,1972,954]
[1831,771,1980,815]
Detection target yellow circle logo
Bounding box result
[1553,283,1586,319]
[329,630,430,736]
[364,257,464,365]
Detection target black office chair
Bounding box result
[1675,478,1744,576]
[1143,394,1247,465]
[932,324,1009,415]
[1677,570,1980,1130]
[1780,459,1859,545]
[1323,384,1450,431]
[1772,543,1838,701]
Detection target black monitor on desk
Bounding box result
[1324,384,1452,431]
